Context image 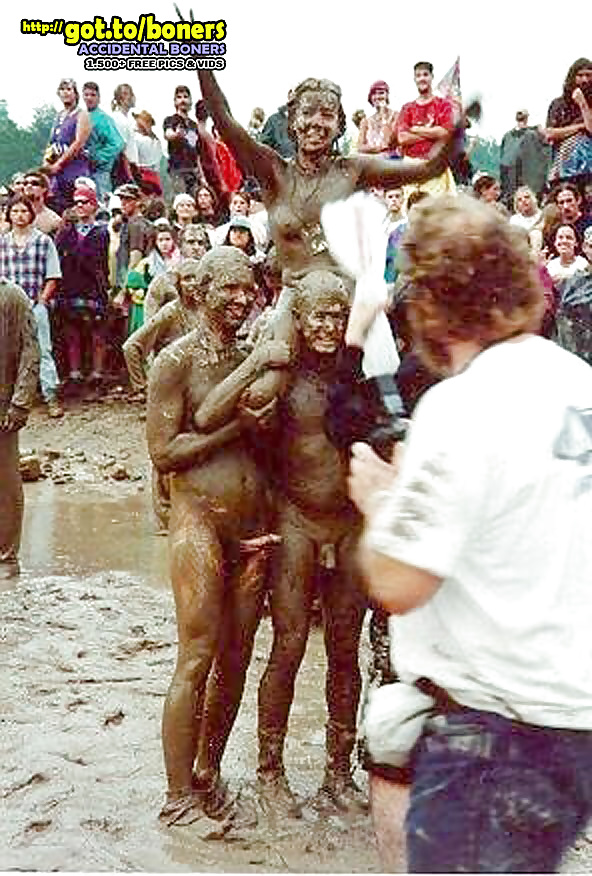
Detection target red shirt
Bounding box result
[214,140,242,195]
[397,96,453,158]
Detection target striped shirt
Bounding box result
[0,228,61,302]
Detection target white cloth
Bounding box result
[133,131,163,171]
[547,256,589,281]
[111,109,139,165]
[509,210,542,231]
[365,336,592,729]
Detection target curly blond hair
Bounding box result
[401,195,545,371]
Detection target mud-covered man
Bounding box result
[254,270,367,815]
[0,280,40,579]
[146,246,290,823]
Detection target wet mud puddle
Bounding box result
[1,483,381,872]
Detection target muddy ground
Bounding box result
[2,395,592,872]
[2,394,385,873]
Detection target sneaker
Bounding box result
[47,398,64,418]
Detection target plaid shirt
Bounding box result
[0,228,61,302]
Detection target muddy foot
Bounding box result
[256,771,302,819]
[192,773,235,820]
[159,792,206,827]
[312,774,369,815]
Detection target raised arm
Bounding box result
[197,71,282,195]
[354,137,453,189]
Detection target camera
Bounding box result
[324,347,409,461]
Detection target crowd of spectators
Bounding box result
[0,58,590,419]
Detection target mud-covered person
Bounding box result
[124,258,205,531]
[249,270,367,816]
[146,246,290,824]
[143,224,211,325]
[192,63,459,410]
[0,280,40,580]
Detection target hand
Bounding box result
[572,87,587,109]
[2,404,29,432]
[238,396,277,430]
[348,441,400,516]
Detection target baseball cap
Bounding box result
[228,216,252,231]
[114,183,142,200]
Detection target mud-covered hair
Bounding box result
[287,78,347,148]
[293,270,349,315]
[401,194,545,371]
[193,246,254,298]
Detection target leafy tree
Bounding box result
[0,101,56,186]
[468,135,501,177]
[28,104,56,163]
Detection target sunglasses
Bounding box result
[74,198,91,205]
[25,179,43,187]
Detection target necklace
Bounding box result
[289,158,336,255]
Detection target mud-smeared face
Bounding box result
[293,90,341,156]
[176,259,202,303]
[201,248,255,330]
[295,271,349,355]
[205,276,255,329]
[179,226,209,260]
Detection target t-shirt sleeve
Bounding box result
[365,383,482,578]
[129,220,153,254]
[546,97,565,128]
[435,98,454,130]
[45,238,62,280]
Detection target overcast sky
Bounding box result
[4,0,585,144]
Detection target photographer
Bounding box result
[349,194,592,873]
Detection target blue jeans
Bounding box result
[406,705,592,873]
[33,302,59,402]
[92,168,113,204]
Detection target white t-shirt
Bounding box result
[509,210,542,232]
[547,255,589,281]
[111,109,139,165]
[366,336,592,729]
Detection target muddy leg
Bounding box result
[316,531,367,812]
[160,492,224,823]
[257,512,315,813]
[194,546,269,807]
[0,431,22,577]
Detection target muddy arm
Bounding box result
[354,137,453,189]
[147,348,241,473]
[123,308,172,391]
[11,303,40,413]
[197,71,282,194]
[194,341,289,431]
